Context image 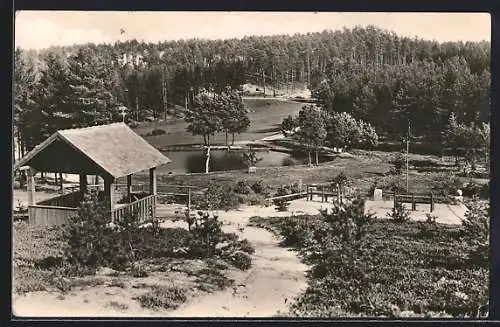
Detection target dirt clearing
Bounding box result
[12,204,311,318]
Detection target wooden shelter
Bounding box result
[14,123,171,226]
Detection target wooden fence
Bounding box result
[264,183,343,204]
[392,191,450,212]
[306,184,343,204]
[28,204,78,226]
[112,194,156,223]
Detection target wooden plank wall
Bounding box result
[28,205,78,226]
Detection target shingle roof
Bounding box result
[15,123,171,179]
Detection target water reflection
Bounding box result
[162,150,333,174]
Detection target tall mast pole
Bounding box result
[406,120,410,193]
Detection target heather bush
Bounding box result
[188,211,224,258]
[226,251,252,271]
[461,199,489,267]
[234,180,252,194]
[462,181,489,199]
[368,177,406,196]
[64,191,239,273]
[431,174,464,197]
[273,187,291,211]
[250,180,267,194]
[135,285,187,310]
[386,201,411,223]
[261,194,488,318]
[195,181,240,211]
[188,211,254,270]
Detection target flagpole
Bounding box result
[406,120,410,193]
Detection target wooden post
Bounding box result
[104,176,115,220]
[321,186,325,203]
[430,193,434,212]
[337,184,341,205]
[149,168,157,195]
[26,167,36,206]
[79,173,87,201]
[187,187,191,219]
[126,174,133,199]
[393,190,397,209]
[412,194,416,211]
[149,167,157,219]
[306,186,309,201]
[59,173,64,194]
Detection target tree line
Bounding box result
[281,106,378,166]
[14,25,490,160]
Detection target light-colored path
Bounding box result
[365,200,466,225]
[164,205,311,317]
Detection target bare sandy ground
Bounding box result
[365,200,466,225]
[12,202,314,318]
[166,223,308,317]
[12,192,467,318]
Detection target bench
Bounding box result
[394,192,436,212]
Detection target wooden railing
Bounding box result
[37,190,81,207]
[111,194,156,223]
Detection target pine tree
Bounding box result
[65,48,120,127]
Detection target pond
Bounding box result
[160,149,334,174]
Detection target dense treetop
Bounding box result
[14,25,490,156]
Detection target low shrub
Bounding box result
[195,268,234,291]
[277,217,313,248]
[226,251,252,271]
[462,181,489,199]
[270,196,488,318]
[135,285,187,310]
[107,301,129,311]
[461,199,489,267]
[245,193,267,206]
[273,187,291,212]
[410,158,442,168]
[13,267,54,294]
[63,191,196,272]
[188,212,224,258]
[417,214,439,239]
[431,174,464,197]
[250,180,267,195]
[234,180,252,195]
[368,177,406,196]
[236,239,256,255]
[63,192,129,272]
[131,264,149,278]
[386,201,411,223]
[149,128,166,136]
[128,121,139,128]
[195,181,240,211]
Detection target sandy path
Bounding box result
[166,207,310,317]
